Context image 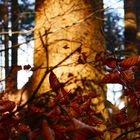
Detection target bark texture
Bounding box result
[32,0,108,119]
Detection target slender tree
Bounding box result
[136,0,140,53]
[124,0,138,56]
[3,0,9,78]
[11,0,19,90]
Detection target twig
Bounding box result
[114,127,140,140]
[0,43,82,123]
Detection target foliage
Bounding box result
[1,53,140,139]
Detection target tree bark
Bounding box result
[124,0,138,56]
[32,0,108,119]
[11,0,19,90]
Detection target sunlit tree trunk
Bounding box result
[124,0,138,56]
[32,0,108,120]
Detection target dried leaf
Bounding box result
[67,118,103,138]
[101,71,122,84]
[0,100,15,113]
[120,56,140,68]
[23,64,31,70]
[47,106,61,117]
[103,57,118,68]
[17,124,31,134]
[49,71,61,90]
[42,120,55,140]
[28,129,39,140]
[30,105,45,113]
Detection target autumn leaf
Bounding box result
[30,105,45,113]
[103,57,118,68]
[0,100,16,113]
[67,118,103,139]
[101,71,122,84]
[28,129,39,140]
[49,71,61,90]
[17,124,31,134]
[120,56,140,68]
[47,106,61,117]
[52,124,67,140]
[23,64,31,70]
[42,120,55,140]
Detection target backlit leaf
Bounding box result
[120,56,140,68]
[0,100,15,113]
[102,71,122,84]
[49,71,61,90]
[103,57,118,68]
[67,118,103,138]
[28,129,39,140]
[42,120,55,140]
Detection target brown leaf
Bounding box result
[67,118,103,138]
[17,124,31,134]
[120,56,140,68]
[101,71,122,84]
[42,120,55,140]
[23,64,31,70]
[0,100,15,113]
[49,71,61,90]
[103,57,118,68]
[28,129,39,140]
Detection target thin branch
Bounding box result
[114,127,140,140]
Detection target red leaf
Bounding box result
[49,71,61,90]
[122,69,134,81]
[101,71,122,84]
[47,106,61,117]
[30,105,45,113]
[52,125,67,140]
[0,129,9,140]
[28,129,39,140]
[114,107,127,123]
[120,56,140,68]
[0,100,15,113]
[42,120,55,140]
[67,118,103,139]
[17,124,31,134]
[103,57,118,68]
[23,64,31,70]
[56,87,69,104]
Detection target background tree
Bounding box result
[124,0,138,56]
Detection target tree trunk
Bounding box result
[124,0,138,56]
[32,0,108,119]
[11,0,19,90]
[136,0,140,54]
[3,0,10,79]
